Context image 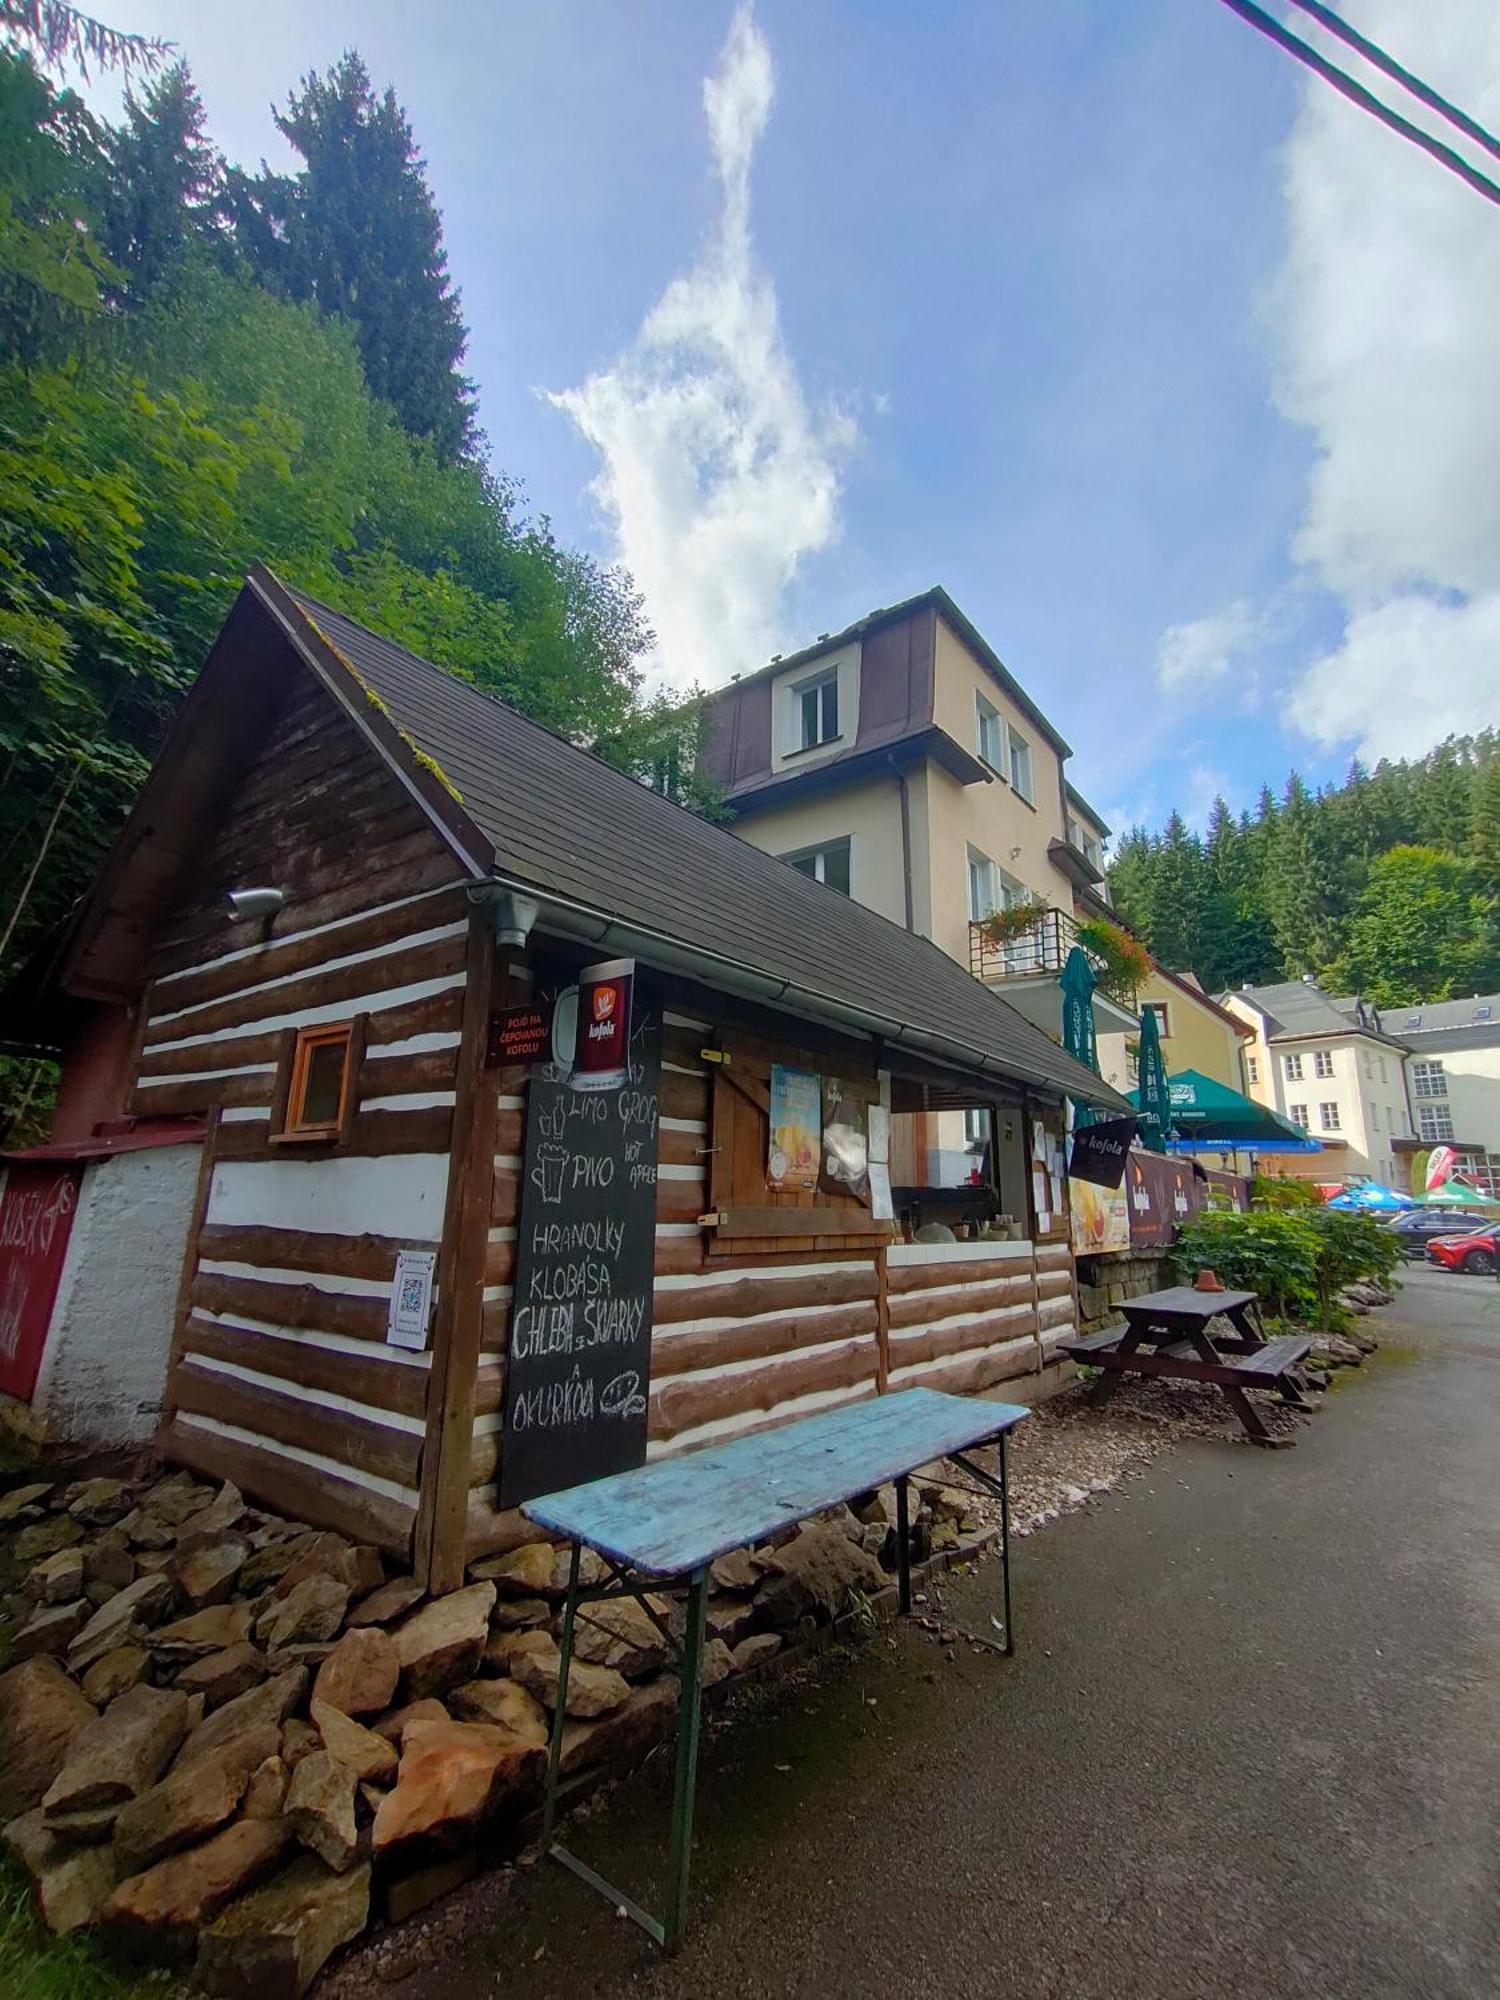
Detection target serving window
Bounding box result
[272,1017,366,1144]
[701,1030,892,1253]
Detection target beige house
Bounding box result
[700,589,1136,1191]
[1393,995,1500,1196]
[1096,966,1253,1098]
[1221,980,1413,1184]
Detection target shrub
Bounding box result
[1172,1202,1401,1328]
[1251,1173,1321,1211]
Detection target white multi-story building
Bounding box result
[1393,995,1500,1196]
[1221,979,1413,1185]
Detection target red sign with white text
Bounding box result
[0,1162,82,1402]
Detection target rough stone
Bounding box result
[482,1627,554,1677]
[196,1855,370,1999]
[2,1805,121,1933]
[13,1598,91,1660]
[136,1473,210,1526]
[704,1594,760,1646]
[730,1631,783,1673]
[752,1524,885,1630]
[371,1698,449,1745]
[392,1582,495,1697]
[84,1534,135,1594]
[852,1485,899,1529]
[309,1700,398,1784]
[177,1643,267,1712]
[151,1601,254,1662]
[238,1537,312,1595]
[372,1719,543,1860]
[488,1594,552,1634]
[173,1537,249,1609]
[270,1534,382,1602]
[448,1678,549,1745]
[175,1666,308,1774]
[346,1576,424,1628]
[243,1755,289,1819]
[27,1547,85,1605]
[709,1547,761,1594]
[116,1508,176,1552]
[114,1724,279,1873]
[102,1815,292,1947]
[382,1851,475,1924]
[281,1719,322,1770]
[701,1637,734,1687]
[573,1593,674,1677]
[257,1574,349,1653]
[0,1481,52,1523]
[14,1515,84,1563]
[558,1678,678,1778]
[285,1748,359,1872]
[547,1546,610,1597]
[469,1540,554,1596]
[65,1477,130,1526]
[81,1646,149,1706]
[311,1626,399,1717]
[510,1636,630,1718]
[68,1572,176,1671]
[42,1684,188,1822]
[173,1481,244,1557]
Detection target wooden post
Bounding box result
[157,1105,221,1456]
[414,909,499,1592]
[874,1243,890,1394]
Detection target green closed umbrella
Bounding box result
[1059,946,1098,1128]
[1135,1000,1172,1154]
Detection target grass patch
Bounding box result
[0,1861,181,2000]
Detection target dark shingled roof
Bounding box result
[275,579,1127,1110]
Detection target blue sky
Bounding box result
[91,2,1500,841]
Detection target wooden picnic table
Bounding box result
[1059,1284,1313,1445]
[523,1386,1029,1951]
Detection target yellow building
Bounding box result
[1096,965,1253,1098]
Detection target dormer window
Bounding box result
[795,669,839,751]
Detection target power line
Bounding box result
[1285,0,1500,164]
[1216,0,1500,211]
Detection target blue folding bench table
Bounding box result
[524,1385,1029,1951]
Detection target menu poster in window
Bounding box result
[498,996,661,1509]
[768,1064,821,1192]
[820,1078,869,1199]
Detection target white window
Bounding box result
[1008,727,1034,804]
[1246,1055,1259,1085]
[1143,1001,1171,1040]
[976,693,1004,771]
[793,669,838,751]
[1284,1053,1304,1082]
[1411,1060,1447,1099]
[967,847,998,922]
[1361,1051,1373,1080]
[1371,1104,1380,1131]
[963,1108,991,1146]
[1319,1102,1340,1132]
[1378,1056,1387,1083]
[782,836,851,895]
[1418,1103,1455,1142]
[1314,1049,1333,1078]
[1289,1102,1309,1128]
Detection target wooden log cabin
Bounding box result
[3,569,1130,1589]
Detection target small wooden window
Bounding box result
[274,1019,362,1144]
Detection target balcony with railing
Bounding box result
[968,906,1142,1034]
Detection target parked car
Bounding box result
[1426,1229,1497,1277]
[1383,1209,1485,1258]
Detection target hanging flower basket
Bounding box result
[977,898,1048,949]
[1074,916,1152,1003]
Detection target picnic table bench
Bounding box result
[1058,1285,1313,1445]
[523,1386,1029,1951]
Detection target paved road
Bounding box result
[370,1267,1500,2000]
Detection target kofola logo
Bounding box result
[589,986,617,1038]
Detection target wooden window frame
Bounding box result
[271,1016,366,1146]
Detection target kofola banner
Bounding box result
[1068,1116,1137,1189]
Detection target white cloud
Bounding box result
[1271,0,1500,758]
[548,5,854,692]
[1292,592,1500,763]
[1154,601,1258,695]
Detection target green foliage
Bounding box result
[99,61,221,301]
[1250,1172,1320,1211]
[1110,733,1499,1001]
[1172,1201,1399,1327]
[1073,914,1153,1004]
[0,0,168,80]
[1327,846,1499,1007]
[0,1856,174,2000]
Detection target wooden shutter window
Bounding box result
[274,1017,365,1144]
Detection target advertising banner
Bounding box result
[0,1162,82,1403]
[768,1065,821,1193]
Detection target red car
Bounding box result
[1426,1228,1497,1276]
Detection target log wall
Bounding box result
[138,670,474,1560]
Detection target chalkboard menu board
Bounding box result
[498,996,662,1508]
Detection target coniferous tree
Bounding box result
[100,61,220,300]
[226,52,476,460]
[1472,753,1500,884]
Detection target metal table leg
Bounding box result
[999,1428,1014,1657]
[662,1565,708,1953]
[540,1541,580,1855]
[895,1474,912,1615]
